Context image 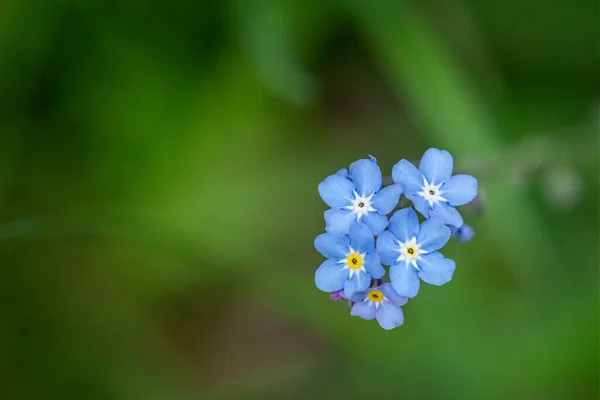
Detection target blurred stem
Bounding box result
[232,0,317,106]
[380,125,597,186]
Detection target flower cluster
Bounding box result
[314,149,478,330]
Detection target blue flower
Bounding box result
[348,283,408,330]
[392,148,478,228]
[315,223,385,298]
[376,208,455,298]
[319,158,403,236]
[450,224,475,243]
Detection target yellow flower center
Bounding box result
[346,253,363,270]
[367,290,384,302]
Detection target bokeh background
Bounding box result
[1,1,598,399]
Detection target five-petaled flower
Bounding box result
[348,283,408,330]
[315,223,385,298]
[377,208,455,298]
[314,150,480,329]
[392,148,478,228]
[319,158,403,236]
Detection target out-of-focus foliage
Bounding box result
[0,0,598,399]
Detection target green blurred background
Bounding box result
[1,0,598,399]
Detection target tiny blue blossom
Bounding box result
[392,148,478,228]
[315,223,385,298]
[348,283,408,330]
[377,208,455,298]
[319,158,403,236]
[451,224,475,243]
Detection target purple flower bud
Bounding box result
[330,290,344,301]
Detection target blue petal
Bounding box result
[416,217,451,252]
[363,251,384,279]
[325,209,356,234]
[376,230,399,265]
[368,155,378,164]
[315,259,347,292]
[380,283,408,307]
[406,193,431,218]
[349,159,382,196]
[348,222,375,253]
[343,272,371,298]
[454,224,475,243]
[389,262,420,298]
[429,202,464,228]
[371,184,403,215]
[441,174,478,206]
[419,148,453,184]
[417,252,455,286]
[361,212,388,236]
[335,168,349,178]
[388,208,420,242]
[392,159,423,194]
[314,233,350,259]
[318,174,355,208]
[376,303,404,330]
[350,301,376,320]
[348,289,367,303]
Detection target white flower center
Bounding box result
[417,178,447,207]
[396,237,428,270]
[345,190,377,220]
[337,246,367,279]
